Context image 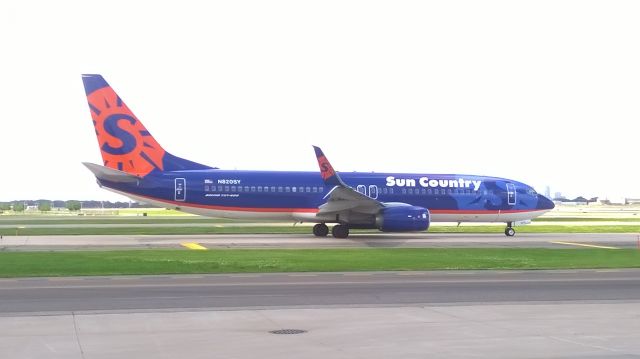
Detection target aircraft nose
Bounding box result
[537,194,555,210]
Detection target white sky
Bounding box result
[1,1,639,202]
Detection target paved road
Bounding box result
[2,269,640,315]
[4,270,640,359]
[1,232,639,250]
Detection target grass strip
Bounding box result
[427,225,640,233]
[0,218,244,225]
[0,248,639,277]
[3,225,640,236]
[533,217,640,222]
[0,226,314,236]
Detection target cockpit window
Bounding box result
[527,188,537,196]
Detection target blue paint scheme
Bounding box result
[82,74,555,236]
[377,206,430,232]
[96,170,554,213]
[82,74,109,95]
[102,114,138,155]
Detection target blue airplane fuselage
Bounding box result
[81,74,554,237]
[98,169,555,224]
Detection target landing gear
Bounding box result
[331,224,350,238]
[313,223,329,237]
[504,222,515,237]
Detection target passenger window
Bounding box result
[251,186,256,192]
[312,187,317,193]
[306,187,311,193]
[224,186,229,192]
[421,188,426,195]
[286,187,291,192]
[204,185,210,192]
[258,186,263,192]
[218,186,223,192]
[402,189,407,195]
[278,186,283,192]
[292,187,297,193]
[271,186,276,192]
[231,186,236,192]
[299,187,304,193]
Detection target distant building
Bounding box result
[545,186,551,199]
[599,198,626,205]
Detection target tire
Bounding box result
[331,224,350,238]
[505,227,515,237]
[313,223,329,237]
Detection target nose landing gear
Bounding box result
[504,222,515,237]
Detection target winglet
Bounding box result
[313,146,347,187]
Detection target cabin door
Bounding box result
[175,178,186,202]
[506,183,516,205]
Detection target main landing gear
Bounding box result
[504,222,515,237]
[312,223,350,238]
[312,223,329,237]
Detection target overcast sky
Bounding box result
[1,1,639,202]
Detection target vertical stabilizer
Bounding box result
[82,74,212,177]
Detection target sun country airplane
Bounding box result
[81,74,555,238]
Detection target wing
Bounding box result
[312,146,383,217]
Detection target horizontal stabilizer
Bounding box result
[82,162,140,183]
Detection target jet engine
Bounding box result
[375,205,430,232]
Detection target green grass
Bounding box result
[533,217,640,222]
[428,225,640,234]
[3,225,640,236]
[0,217,244,225]
[0,248,639,277]
[0,226,315,236]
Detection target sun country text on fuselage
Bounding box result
[80,74,555,238]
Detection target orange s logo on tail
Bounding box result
[83,75,165,177]
[317,155,336,181]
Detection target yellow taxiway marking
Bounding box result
[550,241,619,250]
[181,242,208,250]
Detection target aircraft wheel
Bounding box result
[332,224,350,239]
[505,227,515,237]
[313,223,329,237]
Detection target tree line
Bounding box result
[0,200,157,212]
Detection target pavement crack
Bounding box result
[548,335,631,355]
[72,312,86,359]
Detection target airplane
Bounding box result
[81,74,555,238]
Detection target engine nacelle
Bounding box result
[375,206,430,232]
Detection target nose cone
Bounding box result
[537,194,555,211]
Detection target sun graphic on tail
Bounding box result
[86,86,166,177]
